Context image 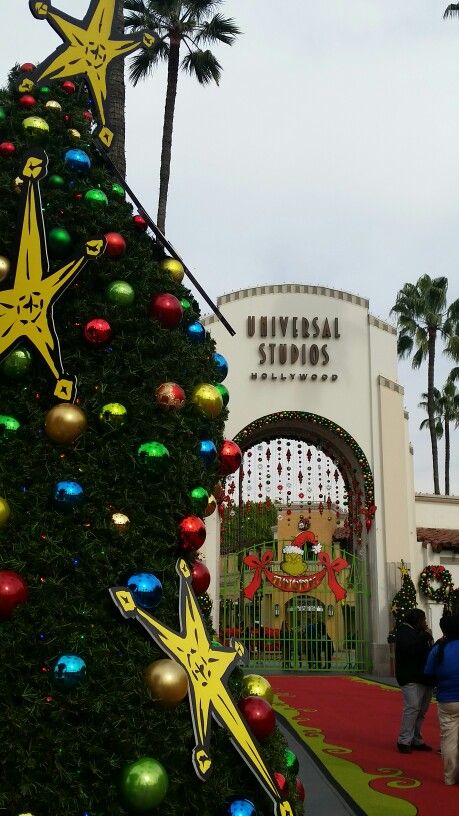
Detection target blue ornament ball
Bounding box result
[186,321,206,343]
[127,572,163,610]
[53,480,84,510]
[53,654,86,688]
[213,352,228,382]
[199,439,217,465]
[64,148,91,174]
[227,801,256,816]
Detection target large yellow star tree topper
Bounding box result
[110,559,294,816]
[20,0,157,149]
[0,151,105,401]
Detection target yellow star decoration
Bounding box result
[110,559,294,816]
[0,150,105,401]
[21,0,157,148]
[398,560,410,577]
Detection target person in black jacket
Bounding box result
[395,608,434,753]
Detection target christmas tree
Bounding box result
[391,561,417,626]
[0,8,303,814]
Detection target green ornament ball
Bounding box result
[99,402,127,429]
[180,298,192,313]
[214,382,229,407]
[38,85,51,96]
[0,414,21,435]
[112,182,125,197]
[120,757,169,812]
[284,748,299,775]
[0,107,6,124]
[48,174,65,189]
[0,347,32,378]
[137,442,170,472]
[84,188,108,207]
[190,486,209,514]
[48,227,72,258]
[22,116,50,142]
[106,280,135,306]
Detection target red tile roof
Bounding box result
[417,527,459,553]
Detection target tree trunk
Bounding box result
[427,328,440,494]
[157,36,181,234]
[106,0,126,177]
[445,417,450,496]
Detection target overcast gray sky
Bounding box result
[2,1,459,494]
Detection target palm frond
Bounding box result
[444,4,459,18]
[181,49,222,84]
[412,346,425,369]
[128,41,169,84]
[196,13,241,45]
[397,333,414,359]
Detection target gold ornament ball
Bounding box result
[67,128,81,141]
[12,176,23,195]
[160,257,185,284]
[22,116,50,141]
[144,659,188,708]
[110,512,130,534]
[0,497,11,527]
[191,384,223,419]
[0,255,11,282]
[44,403,87,445]
[45,100,62,113]
[204,495,217,517]
[241,673,274,704]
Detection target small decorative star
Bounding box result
[0,151,104,401]
[398,560,410,577]
[110,559,293,816]
[21,1,157,148]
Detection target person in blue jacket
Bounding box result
[425,614,459,785]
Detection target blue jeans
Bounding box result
[398,683,432,746]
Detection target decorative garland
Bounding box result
[419,565,454,603]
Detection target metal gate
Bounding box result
[219,541,371,673]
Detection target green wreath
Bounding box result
[419,565,454,603]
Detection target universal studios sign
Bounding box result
[247,314,341,383]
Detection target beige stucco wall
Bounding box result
[415,494,459,528]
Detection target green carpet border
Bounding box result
[276,710,366,816]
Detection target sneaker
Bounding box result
[397,743,412,754]
[412,743,433,752]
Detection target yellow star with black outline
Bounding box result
[110,559,294,816]
[21,1,157,148]
[0,151,105,401]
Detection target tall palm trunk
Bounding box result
[427,328,440,494]
[107,0,126,176]
[157,36,181,234]
[444,416,450,496]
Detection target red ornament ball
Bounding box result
[19,94,36,109]
[133,214,148,232]
[0,571,28,621]
[104,232,126,259]
[155,382,185,410]
[238,696,276,741]
[82,110,93,121]
[0,142,16,158]
[74,192,83,201]
[20,62,36,73]
[191,561,211,595]
[150,293,183,329]
[62,80,76,95]
[63,113,72,124]
[219,440,242,475]
[83,318,112,346]
[179,516,206,552]
[296,778,305,802]
[273,773,288,795]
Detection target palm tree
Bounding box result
[124,1,240,234]
[444,5,459,19]
[107,0,127,176]
[391,275,459,494]
[419,375,459,495]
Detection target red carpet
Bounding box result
[270,675,458,816]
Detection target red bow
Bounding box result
[430,565,445,577]
[243,551,274,600]
[317,551,349,602]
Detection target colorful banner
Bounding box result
[243,550,349,602]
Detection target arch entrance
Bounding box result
[219,412,373,673]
